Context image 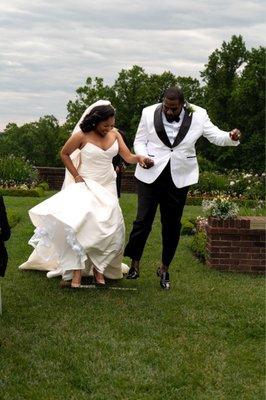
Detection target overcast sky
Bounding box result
[0,0,265,130]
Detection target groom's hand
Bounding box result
[139,156,154,169]
[230,128,241,141]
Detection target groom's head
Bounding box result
[162,86,184,123]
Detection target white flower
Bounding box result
[230,181,235,186]
[202,196,239,220]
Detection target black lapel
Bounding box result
[154,104,171,148]
[172,108,193,147]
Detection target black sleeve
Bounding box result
[117,129,129,166]
[112,154,122,168]
[0,196,11,241]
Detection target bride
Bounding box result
[19,100,153,287]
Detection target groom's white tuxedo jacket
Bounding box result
[134,103,239,188]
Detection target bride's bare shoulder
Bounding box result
[70,131,86,141]
[111,127,122,139]
[72,130,84,138]
[110,127,118,134]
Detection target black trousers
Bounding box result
[116,172,122,198]
[0,243,8,277]
[124,163,189,266]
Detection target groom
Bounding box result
[124,86,241,290]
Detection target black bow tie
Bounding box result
[164,111,181,123]
[167,116,180,123]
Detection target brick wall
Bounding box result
[120,171,137,193]
[37,167,65,190]
[206,217,265,274]
[37,167,137,192]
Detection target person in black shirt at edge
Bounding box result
[112,129,128,198]
[0,195,11,277]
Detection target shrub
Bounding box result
[240,200,266,217]
[190,170,265,200]
[0,187,44,197]
[0,155,38,186]
[227,171,265,200]
[37,181,50,191]
[193,171,229,194]
[191,230,207,262]
[186,196,204,206]
[181,217,195,235]
[198,155,217,172]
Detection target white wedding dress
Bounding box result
[19,140,128,280]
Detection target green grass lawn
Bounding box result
[0,193,265,400]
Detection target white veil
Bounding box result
[61,99,111,189]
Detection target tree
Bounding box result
[0,116,63,167]
[65,66,203,145]
[228,46,265,172]
[176,76,204,106]
[65,77,115,134]
[111,65,150,143]
[197,35,250,169]
[2,39,262,171]
[141,71,179,105]
[198,39,265,172]
[201,35,247,128]
[0,66,205,166]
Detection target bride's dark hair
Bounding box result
[80,105,115,133]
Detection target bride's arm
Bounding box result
[60,132,85,182]
[116,131,154,169]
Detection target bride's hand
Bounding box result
[74,175,85,183]
[138,156,154,169]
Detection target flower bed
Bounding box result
[191,170,265,200]
[202,196,239,219]
[186,195,258,207]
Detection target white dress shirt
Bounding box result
[162,108,185,145]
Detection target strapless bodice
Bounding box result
[78,140,118,192]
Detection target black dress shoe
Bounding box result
[126,267,139,279]
[156,268,170,290]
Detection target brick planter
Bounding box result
[206,216,265,274]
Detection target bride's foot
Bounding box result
[93,267,105,286]
[71,270,81,288]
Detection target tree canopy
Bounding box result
[0,35,264,172]
[198,36,265,172]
